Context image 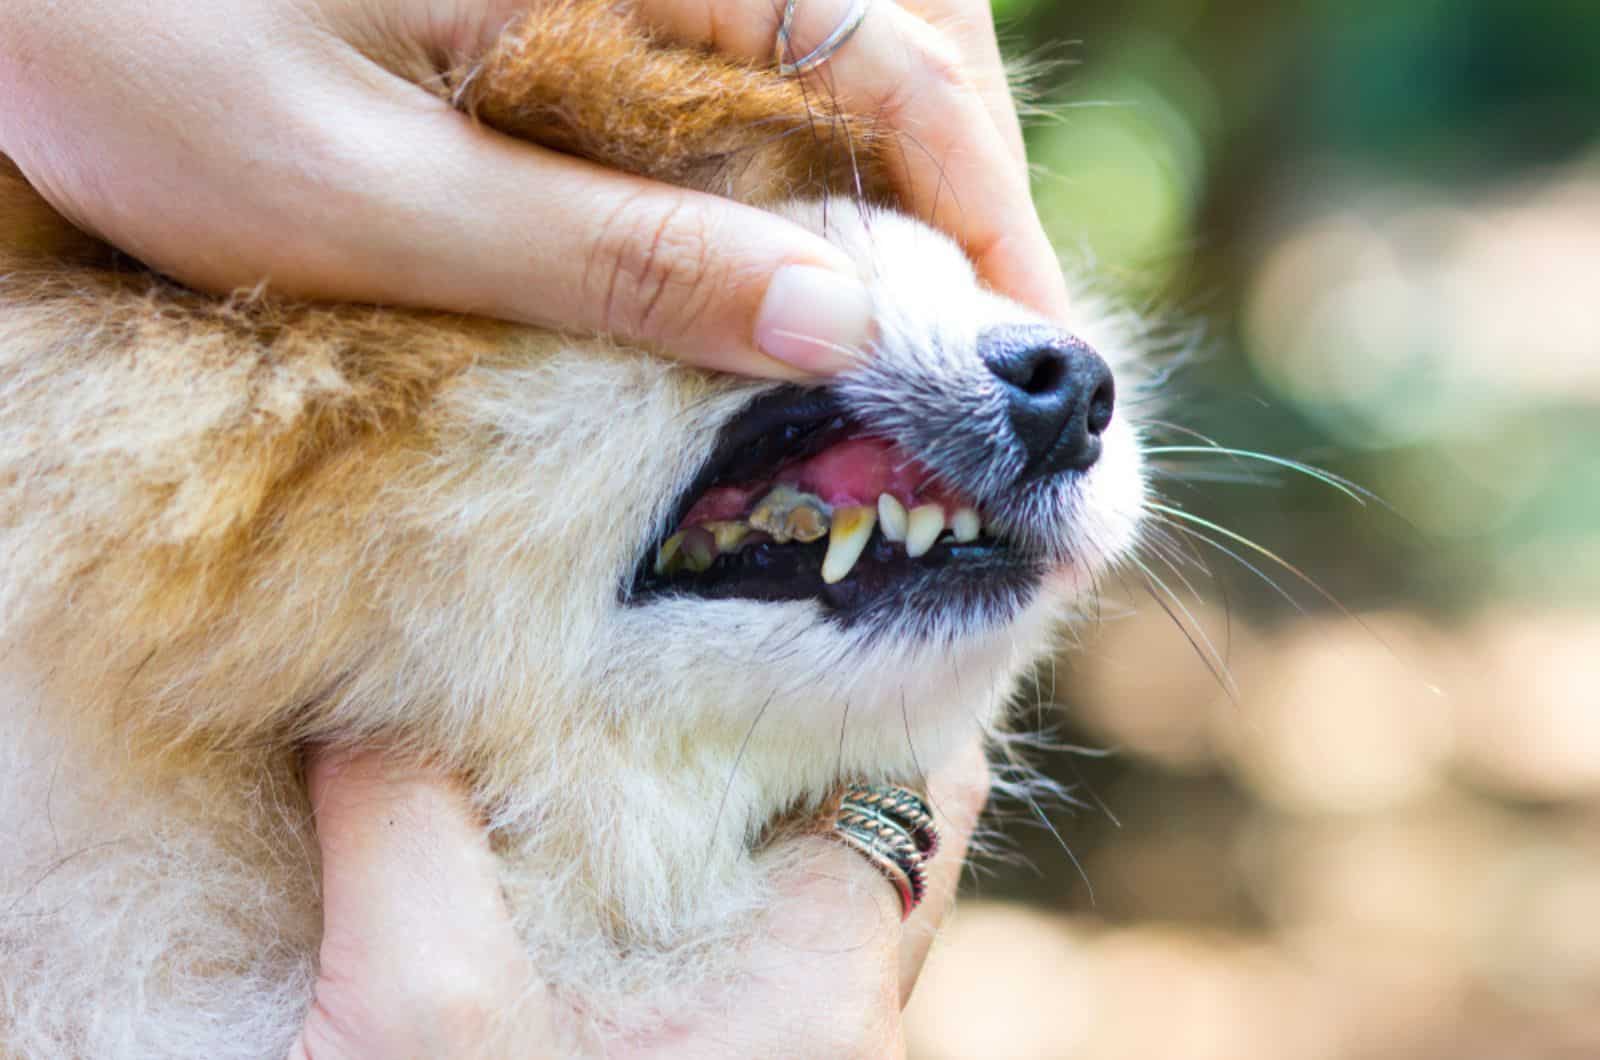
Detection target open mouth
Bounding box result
[628,387,1043,615]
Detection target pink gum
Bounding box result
[679,437,969,528]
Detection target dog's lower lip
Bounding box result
[631,531,1038,609]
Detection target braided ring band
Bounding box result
[774,0,874,77]
[832,782,939,920]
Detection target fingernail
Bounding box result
[755,266,875,375]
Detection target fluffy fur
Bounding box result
[0,2,1147,1055]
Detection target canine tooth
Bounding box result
[905,504,944,558]
[877,494,908,542]
[681,527,716,572]
[654,532,686,575]
[748,485,830,544]
[704,520,750,553]
[952,507,980,542]
[821,506,876,584]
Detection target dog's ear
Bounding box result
[456,0,890,205]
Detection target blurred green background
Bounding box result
[905,2,1600,1057]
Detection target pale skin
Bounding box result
[2,0,1046,1052]
[294,742,990,1057]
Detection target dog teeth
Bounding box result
[748,485,830,544]
[681,526,717,572]
[659,487,990,581]
[655,531,686,575]
[951,507,980,543]
[905,504,944,558]
[704,520,750,554]
[877,494,908,543]
[821,505,876,584]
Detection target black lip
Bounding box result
[630,532,1044,623]
[653,385,848,543]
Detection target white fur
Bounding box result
[0,199,1146,1056]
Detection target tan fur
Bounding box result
[0,2,1148,1055]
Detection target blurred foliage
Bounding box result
[1003,0,1600,614]
[917,3,1600,1058]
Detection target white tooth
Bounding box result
[905,504,944,558]
[821,506,876,584]
[952,507,980,543]
[877,494,908,542]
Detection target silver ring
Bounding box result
[832,782,938,920]
[774,0,873,77]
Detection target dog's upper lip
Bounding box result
[656,386,846,541]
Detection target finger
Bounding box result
[732,739,990,1053]
[301,749,550,1053]
[639,0,1070,319]
[426,0,1024,172]
[895,733,990,1004]
[747,835,910,1057]
[307,749,523,974]
[895,0,1029,168]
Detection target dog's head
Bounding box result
[348,195,1148,797]
[617,199,1145,747]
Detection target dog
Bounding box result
[0,2,1148,1053]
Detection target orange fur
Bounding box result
[459,1,888,202]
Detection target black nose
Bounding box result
[980,325,1116,480]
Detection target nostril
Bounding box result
[1016,350,1066,397]
[1086,378,1115,436]
[978,324,1117,480]
[986,340,1068,397]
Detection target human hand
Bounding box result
[0,0,1067,380]
[290,740,989,1059]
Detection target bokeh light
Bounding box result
[913,2,1600,1056]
